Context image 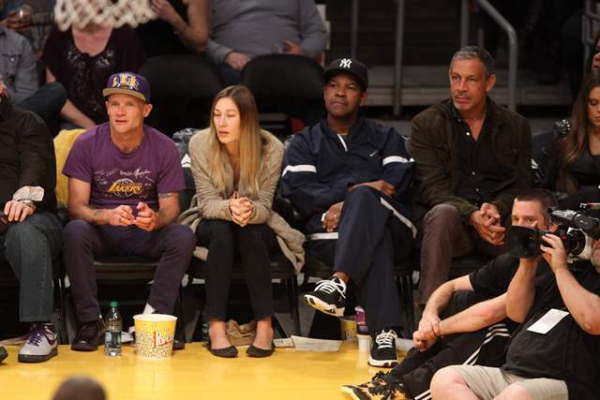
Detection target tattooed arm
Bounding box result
[67,178,136,226]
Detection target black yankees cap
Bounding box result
[324,58,369,90]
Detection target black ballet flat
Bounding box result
[207,341,238,358]
[246,342,275,358]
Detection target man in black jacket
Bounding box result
[282,58,416,368]
[0,77,62,363]
[409,46,532,305]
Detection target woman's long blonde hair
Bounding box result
[208,85,265,198]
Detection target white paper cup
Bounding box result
[357,334,372,352]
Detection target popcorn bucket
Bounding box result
[133,314,177,359]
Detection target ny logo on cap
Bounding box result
[340,58,352,68]
[112,73,139,90]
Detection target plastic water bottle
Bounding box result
[104,301,122,357]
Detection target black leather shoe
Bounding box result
[207,341,238,358]
[246,342,275,358]
[0,344,8,362]
[71,319,105,351]
[173,339,185,351]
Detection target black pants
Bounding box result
[63,220,196,322]
[306,186,415,333]
[196,220,279,321]
[395,291,511,400]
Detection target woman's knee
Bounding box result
[237,224,271,246]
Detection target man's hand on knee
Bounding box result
[3,200,35,223]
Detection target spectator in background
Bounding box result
[137,0,209,57]
[4,0,56,59]
[42,22,144,129]
[0,0,21,21]
[586,30,600,78]
[181,86,304,358]
[136,0,209,134]
[207,0,327,86]
[0,24,65,130]
[536,71,600,209]
[410,46,531,305]
[0,76,63,364]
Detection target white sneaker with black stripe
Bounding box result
[369,329,398,368]
[303,276,346,317]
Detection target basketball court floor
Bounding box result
[0,342,407,400]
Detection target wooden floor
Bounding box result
[0,342,404,400]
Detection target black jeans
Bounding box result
[0,212,62,322]
[196,220,278,321]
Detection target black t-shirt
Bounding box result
[469,254,551,333]
[504,263,600,399]
[470,253,520,298]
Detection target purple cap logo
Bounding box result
[103,72,150,103]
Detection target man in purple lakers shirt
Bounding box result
[62,72,196,351]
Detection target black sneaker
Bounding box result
[369,329,398,368]
[341,371,412,400]
[303,276,346,317]
[0,344,7,363]
[71,319,105,352]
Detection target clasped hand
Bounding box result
[470,202,505,246]
[108,203,156,231]
[413,312,441,351]
[229,192,253,227]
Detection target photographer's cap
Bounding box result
[103,72,150,103]
[324,58,369,90]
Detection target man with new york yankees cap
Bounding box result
[282,57,416,368]
[61,72,195,352]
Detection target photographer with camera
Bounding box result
[342,189,554,400]
[431,208,600,399]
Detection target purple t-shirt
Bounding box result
[63,123,185,211]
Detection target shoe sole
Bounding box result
[303,294,344,317]
[368,356,398,368]
[340,386,363,400]
[18,347,58,363]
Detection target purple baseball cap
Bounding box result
[103,72,151,103]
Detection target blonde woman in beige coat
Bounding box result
[187,85,301,359]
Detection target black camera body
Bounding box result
[507,207,600,260]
